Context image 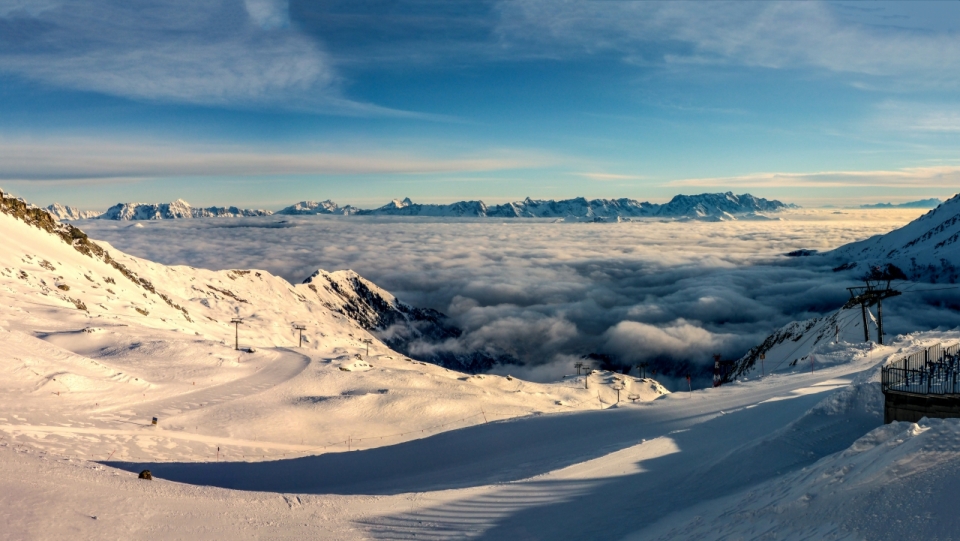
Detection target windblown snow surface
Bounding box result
[3,191,960,540]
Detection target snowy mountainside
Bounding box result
[0,189,455,366]
[45,203,102,220]
[99,199,272,219]
[829,193,960,282]
[277,200,360,215]
[729,307,880,380]
[301,269,505,371]
[356,192,791,220]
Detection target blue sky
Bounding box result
[2,0,960,209]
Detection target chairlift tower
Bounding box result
[844,271,902,345]
[292,323,307,348]
[230,317,243,350]
[636,362,649,379]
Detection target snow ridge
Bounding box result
[302,270,506,372]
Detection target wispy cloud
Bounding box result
[0,0,398,113]
[669,166,960,190]
[0,137,545,182]
[495,1,960,87]
[575,172,646,181]
[873,101,960,133]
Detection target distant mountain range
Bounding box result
[47,192,794,222]
[47,199,272,220]
[859,198,942,209]
[279,192,794,221]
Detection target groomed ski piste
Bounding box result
[2,190,960,540]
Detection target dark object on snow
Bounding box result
[151,417,158,425]
[832,262,857,272]
[863,263,908,282]
[138,469,153,480]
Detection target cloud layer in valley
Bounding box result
[80,209,960,388]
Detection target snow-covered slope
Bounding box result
[729,307,877,380]
[355,192,792,220]
[0,188,663,464]
[45,203,102,220]
[276,200,360,215]
[99,199,272,219]
[829,193,960,282]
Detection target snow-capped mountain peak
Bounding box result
[45,203,102,221]
[99,200,273,220]
[276,200,359,215]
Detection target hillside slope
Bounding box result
[829,193,960,282]
[1,188,665,461]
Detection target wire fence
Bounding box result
[882,342,960,396]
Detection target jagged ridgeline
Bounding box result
[48,192,795,222]
[2,189,501,372]
[1,189,193,319]
[278,192,793,221]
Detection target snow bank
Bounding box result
[636,386,960,541]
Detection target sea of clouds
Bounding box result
[80,209,960,389]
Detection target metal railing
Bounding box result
[882,343,960,396]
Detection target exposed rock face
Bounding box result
[99,199,272,220]
[139,470,153,480]
[303,269,509,372]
